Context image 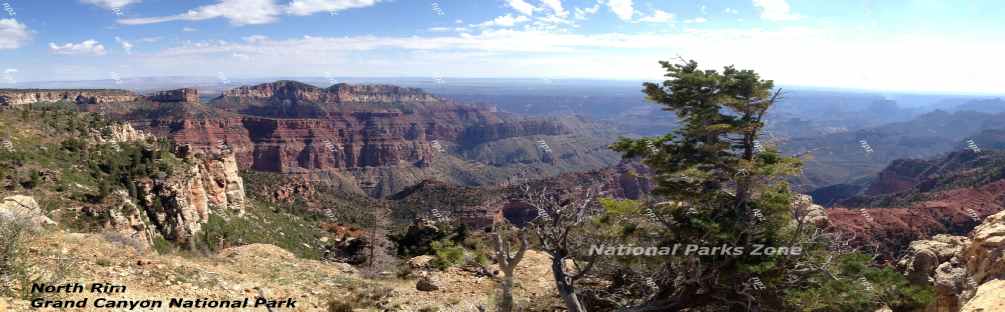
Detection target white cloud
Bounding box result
[119,0,281,25]
[243,35,269,43]
[118,0,381,26]
[474,14,531,28]
[49,39,107,56]
[574,4,600,20]
[507,0,537,16]
[80,0,141,9]
[723,8,739,14]
[182,27,198,32]
[114,36,133,54]
[752,0,801,21]
[540,0,567,17]
[700,5,707,15]
[684,17,707,23]
[0,19,31,49]
[127,26,1005,95]
[606,0,634,21]
[138,37,162,43]
[285,0,380,16]
[638,10,673,23]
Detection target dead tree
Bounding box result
[491,222,529,312]
[520,184,600,312]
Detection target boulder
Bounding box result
[415,274,440,291]
[408,255,436,270]
[0,195,56,230]
[899,210,1005,312]
[899,234,970,285]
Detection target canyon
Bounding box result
[108,81,618,197]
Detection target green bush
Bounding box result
[430,240,465,270]
[0,217,30,297]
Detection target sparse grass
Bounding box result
[324,281,397,311]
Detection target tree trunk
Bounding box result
[551,255,587,312]
[498,268,515,312]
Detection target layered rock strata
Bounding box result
[0,89,138,107]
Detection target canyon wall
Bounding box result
[131,82,574,176]
[146,88,199,103]
[0,89,139,107]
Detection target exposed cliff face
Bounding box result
[827,179,1005,259]
[134,150,246,244]
[898,210,1005,312]
[114,81,606,197]
[0,89,139,107]
[90,122,153,144]
[220,81,440,106]
[146,88,199,103]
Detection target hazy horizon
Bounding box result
[1,0,1004,95]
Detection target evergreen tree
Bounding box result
[609,60,932,311]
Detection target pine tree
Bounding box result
[610,59,932,311]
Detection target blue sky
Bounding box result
[0,0,1003,94]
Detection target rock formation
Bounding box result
[120,81,594,196]
[146,88,199,103]
[0,195,57,230]
[898,210,1005,311]
[91,122,153,144]
[134,149,246,244]
[0,89,138,107]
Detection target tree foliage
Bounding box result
[604,59,932,311]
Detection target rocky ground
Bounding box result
[2,228,560,312]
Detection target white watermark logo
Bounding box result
[2,2,15,16]
[859,208,875,224]
[109,72,123,85]
[217,72,231,85]
[2,68,16,84]
[859,139,874,154]
[431,2,445,16]
[588,244,803,256]
[324,72,338,85]
[966,139,981,153]
[536,139,553,153]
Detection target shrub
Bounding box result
[0,216,30,297]
[430,240,465,270]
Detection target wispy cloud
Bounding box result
[574,4,601,20]
[285,0,381,16]
[118,0,281,25]
[684,17,707,24]
[80,0,141,10]
[507,0,537,16]
[49,39,107,56]
[0,19,31,49]
[114,36,133,54]
[473,14,531,28]
[607,0,634,21]
[122,26,1005,94]
[752,0,801,21]
[540,0,567,17]
[118,0,382,26]
[638,10,674,23]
